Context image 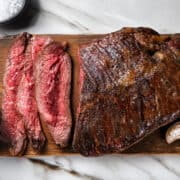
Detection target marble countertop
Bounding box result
[0,0,179,179]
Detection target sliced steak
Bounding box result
[1,33,30,155]
[17,36,52,151]
[73,27,180,156]
[35,42,72,147]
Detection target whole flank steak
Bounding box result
[35,41,72,147]
[73,27,180,156]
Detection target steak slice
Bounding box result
[1,33,30,155]
[17,35,52,151]
[35,41,72,147]
[73,27,180,156]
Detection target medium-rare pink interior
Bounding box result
[35,41,72,147]
[0,33,30,155]
[0,33,72,155]
[17,35,52,151]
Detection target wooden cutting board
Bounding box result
[0,34,179,156]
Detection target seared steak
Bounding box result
[1,33,30,155]
[35,42,72,147]
[73,27,180,156]
[17,35,52,151]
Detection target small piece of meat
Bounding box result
[35,42,72,147]
[17,36,52,151]
[1,33,30,155]
[73,27,180,156]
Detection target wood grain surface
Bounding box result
[0,34,179,156]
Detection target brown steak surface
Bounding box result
[73,27,180,156]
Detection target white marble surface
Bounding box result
[0,0,180,179]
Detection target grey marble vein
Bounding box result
[152,156,180,179]
[29,158,102,180]
[40,9,84,32]
[53,0,110,27]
